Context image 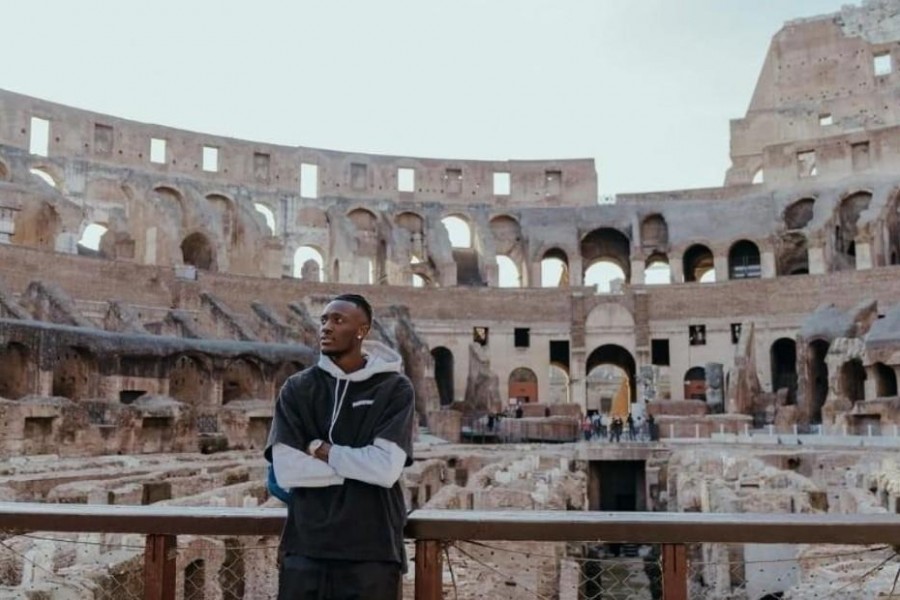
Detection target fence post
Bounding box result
[661,543,687,600]
[144,534,176,600]
[415,539,443,600]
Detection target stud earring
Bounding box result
[357,335,363,339]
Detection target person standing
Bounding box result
[265,294,415,600]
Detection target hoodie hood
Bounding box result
[317,340,403,382]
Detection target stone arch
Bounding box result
[776,232,809,276]
[222,357,264,403]
[541,247,569,287]
[496,255,521,287]
[807,340,829,424]
[181,231,216,271]
[784,198,816,230]
[682,244,714,282]
[490,215,523,256]
[153,185,188,228]
[834,191,872,271]
[77,222,109,255]
[293,245,325,281]
[252,202,275,236]
[0,342,31,399]
[770,338,797,404]
[684,366,706,401]
[645,252,671,284]
[508,367,538,403]
[218,538,245,600]
[168,355,212,406]
[580,228,631,283]
[431,347,454,406]
[396,211,428,263]
[348,208,385,282]
[640,214,668,250]
[12,201,60,250]
[52,346,96,401]
[205,193,237,242]
[29,165,61,189]
[441,214,472,249]
[873,362,898,397]
[840,358,866,403]
[728,239,761,279]
[586,344,636,403]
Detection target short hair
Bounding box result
[333,293,372,324]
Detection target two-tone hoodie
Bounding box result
[265,341,415,565]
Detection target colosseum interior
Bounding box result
[2,1,900,599]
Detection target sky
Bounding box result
[3,1,849,195]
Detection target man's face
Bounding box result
[319,300,369,357]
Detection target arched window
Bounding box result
[442,215,472,248]
[254,203,276,235]
[683,244,714,283]
[497,255,521,287]
[584,261,627,293]
[541,248,569,287]
[293,246,324,281]
[78,223,108,251]
[728,240,761,279]
[645,253,671,285]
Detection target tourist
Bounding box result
[265,293,415,600]
[626,413,635,441]
[582,415,593,441]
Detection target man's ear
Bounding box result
[358,324,370,339]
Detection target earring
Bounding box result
[357,335,363,340]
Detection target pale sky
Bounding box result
[4,0,848,195]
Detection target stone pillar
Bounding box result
[630,259,645,285]
[570,349,587,413]
[864,365,878,401]
[669,255,684,283]
[854,241,873,270]
[760,250,776,278]
[706,362,725,413]
[528,259,542,288]
[569,254,584,287]
[808,245,826,275]
[713,254,729,282]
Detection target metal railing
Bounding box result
[1,503,899,599]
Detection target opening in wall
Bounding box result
[651,339,670,366]
[29,117,50,157]
[398,167,415,192]
[493,172,510,195]
[689,324,706,346]
[797,150,817,178]
[150,138,167,164]
[300,163,318,198]
[514,328,530,348]
[202,146,218,172]
[445,168,462,194]
[874,52,892,76]
[818,113,833,127]
[545,170,562,196]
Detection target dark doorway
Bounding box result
[432,347,454,406]
[770,338,798,404]
[841,359,866,404]
[588,461,646,511]
[874,363,898,397]
[808,340,829,424]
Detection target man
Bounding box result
[265,294,415,600]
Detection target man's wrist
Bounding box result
[307,439,331,462]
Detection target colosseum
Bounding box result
[1,1,900,599]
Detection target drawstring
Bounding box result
[328,378,350,443]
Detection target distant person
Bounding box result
[515,403,524,419]
[582,416,593,441]
[266,294,415,600]
[626,414,636,441]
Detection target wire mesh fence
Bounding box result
[0,531,282,599]
[3,529,899,599]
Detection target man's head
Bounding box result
[319,294,372,358]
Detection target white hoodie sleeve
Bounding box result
[327,438,407,488]
[273,443,344,488]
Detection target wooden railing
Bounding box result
[1,502,899,599]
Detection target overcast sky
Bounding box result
[4,0,849,195]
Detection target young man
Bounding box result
[265,294,415,600]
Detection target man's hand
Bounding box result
[313,442,332,462]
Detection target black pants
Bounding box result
[278,555,401,600]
